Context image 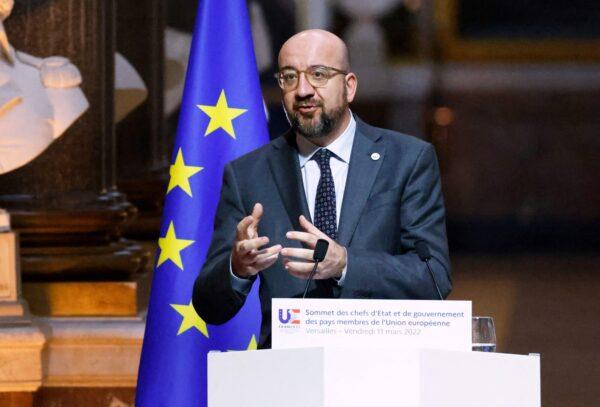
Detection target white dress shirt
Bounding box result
[230,114,356,291]
[297,115,356,225]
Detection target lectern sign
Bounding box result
[272,299,472,351]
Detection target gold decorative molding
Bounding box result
[434,0,600,62]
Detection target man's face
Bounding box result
[278,36,353,139]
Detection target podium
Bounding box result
[208,347,540,407]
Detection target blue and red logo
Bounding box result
[278,308,301,325]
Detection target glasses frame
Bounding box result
[274,65,348,90]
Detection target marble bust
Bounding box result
[0,0,89,174]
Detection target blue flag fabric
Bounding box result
[136,1,269,405]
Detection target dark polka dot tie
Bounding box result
[312,148,337,240]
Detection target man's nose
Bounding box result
[295,72,315,98]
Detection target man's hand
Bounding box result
[231,203,282,278]
[281,215,347,279]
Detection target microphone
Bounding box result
[313,239,328,262]
[302,239,329,299]
[415,240,444,300]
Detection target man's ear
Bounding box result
[345,72,357,103]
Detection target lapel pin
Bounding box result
[370,152,380,161]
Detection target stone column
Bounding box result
[116,0,168,241]
[0,0,148,313]
[0,211,45,402]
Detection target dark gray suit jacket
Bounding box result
[192,118,451,348]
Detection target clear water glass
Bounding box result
[472,316,497,352]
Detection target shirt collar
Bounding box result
[297,113,356,168]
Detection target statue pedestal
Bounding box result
[0,224,46,394]
[0,325,45,392]
[38,316,144,388]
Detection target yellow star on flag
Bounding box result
[167,148,203,197]
[170,301,209,337]
[227,334,258,352]
[157,221,194,270]
[246,335,258,350]
[197,89,247,139]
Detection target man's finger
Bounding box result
[237,236,269,254]
[251,245,282,262]
[283,258,317,273]
[248,203,264,238]
[280,247,313,261]
[286,231,318,248]
[251,202,264,221]
[236,216,255,240]
[285,261,322,279]
[299,215,329,240]
[252,253,280,270]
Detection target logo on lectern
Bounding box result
[278,308,301,325]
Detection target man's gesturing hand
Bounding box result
[281,215,347,279]
[231,203,282,278]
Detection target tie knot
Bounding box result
[312,148,332,168]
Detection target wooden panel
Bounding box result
[22,278,149,317]
[0,392,32,407]
[437,91,600,220]
[34,387,134,407]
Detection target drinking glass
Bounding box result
[472,316,497,352]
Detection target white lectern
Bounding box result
[208,347,540,407]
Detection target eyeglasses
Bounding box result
[274,65,348,90]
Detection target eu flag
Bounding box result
[136,1,269,405]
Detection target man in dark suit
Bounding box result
[193,29,451,348]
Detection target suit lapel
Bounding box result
[337,120,385,246]
[267,132,311,233]
[268,132,328,297]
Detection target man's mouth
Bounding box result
[295,104,320,114]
